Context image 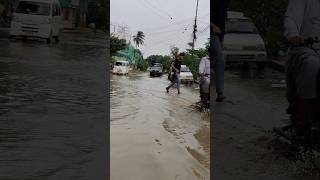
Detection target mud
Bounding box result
[214,64,320,179]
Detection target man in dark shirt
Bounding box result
[166,53,185,94]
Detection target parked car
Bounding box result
[10,0,63,44]
[180,65,194,84]
[112,60,130,75]
[223,11,267,69]
[150,64,163,77]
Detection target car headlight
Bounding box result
[256,44,265,51]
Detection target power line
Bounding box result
[145,24,192,36]
[130,12,209,33]
[144,0,173,19]
[138,0,170,21]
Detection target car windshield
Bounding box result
[181,67,190,72]
[115,62,127,66]
[16,1,50,16]
[226,19,258,34]
[151,66,161,70]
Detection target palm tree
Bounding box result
[133,31,145,48]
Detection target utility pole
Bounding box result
[192,0,199,51]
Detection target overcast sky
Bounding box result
[111,0,210,57]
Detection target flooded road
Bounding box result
[214,64,320,180]
[0,31,107,179]
[110,72,210,180]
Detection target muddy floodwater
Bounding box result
[0,31,107,179]
[110,72,210,180]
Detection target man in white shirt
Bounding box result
[285,0,320,136]
[199,50,211,108]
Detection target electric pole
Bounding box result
[192,0,199,51]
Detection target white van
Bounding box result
[180,65,194,84]
[112,61,130,75]
[10,0,62,44]
[223,11,267,69]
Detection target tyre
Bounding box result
[46,32,52,44]
[257,62,267,70]
[46,37,51,44]
[54,36,59,43]
[22,36,27,42]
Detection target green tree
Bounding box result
[110,34,127,56]
[146,55,172,72]
[170,46,179,59]
[133,31,145,48]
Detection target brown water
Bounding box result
[110,72,210,180]
[0,32,108,179]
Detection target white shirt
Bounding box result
[199,55,210,76]
[284,0,320,39]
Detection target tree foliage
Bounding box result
[146,55,172,72]
[133,31,145,47]
[110,34,127,56]
[170,46,179,59]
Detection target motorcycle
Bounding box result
[274,37,320,147]
[191,74,210,112]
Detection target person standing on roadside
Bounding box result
[211,0,229,102]
[166,52,185,94]
[199,48,211,108]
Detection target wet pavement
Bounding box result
[214,64,320,180]
[0,31,107,179]
[110,72,210,180]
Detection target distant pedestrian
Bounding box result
[166,52,185,94]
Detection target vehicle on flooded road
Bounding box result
[149,63,163,77]
[112,60,130,75]
[10,0,62,44]
[180,65,194,84]
[223,11,267,69]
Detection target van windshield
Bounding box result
[226,20,258,34]
[16,1,50,16]
[181,67,190,72]
[115,62,128,66]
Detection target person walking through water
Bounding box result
[166,52,185,94]
[211,0,229,102]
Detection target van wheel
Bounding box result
[257,62,266,70]
[46,33,53,44]
[46,37,51,44]
[54,36,60,43]
[22,36,27,42]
